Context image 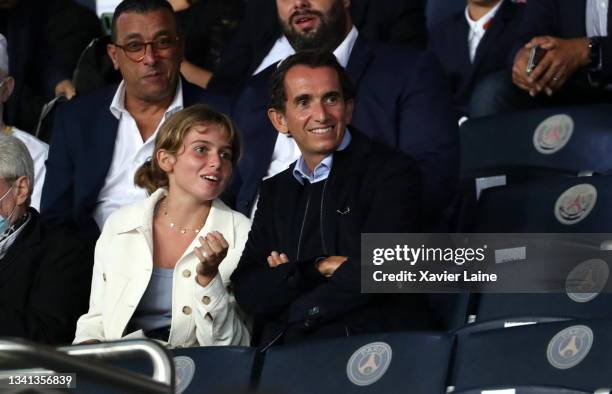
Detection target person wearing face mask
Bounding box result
[0,133,93,345]
[0,33,48,211]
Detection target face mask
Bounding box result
[0,186,16,234]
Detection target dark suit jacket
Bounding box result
[428,0,524,118]
[231,130,432,345]
[0,209,93,345]
[515,0,612,82]
[226,35,458,229]
[208,0,428,95]
[3,0,100,132]
[40,80,223,239]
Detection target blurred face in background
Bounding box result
[276,0,351,52]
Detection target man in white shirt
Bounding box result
[41,0,220,239]
[230,0,458,230]
[0,33,48,211]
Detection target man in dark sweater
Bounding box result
[231,51,433,346]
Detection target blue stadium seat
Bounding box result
[457,105,612,231]
[475,292,612,327]
[465,176,612,327]
[471,176,612,232]
[461,104,612,181]
[256,331,453,394]
[451,319,612,393]
[76,345,256,394]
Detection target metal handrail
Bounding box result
[0,337,174,394]
[58,339,174,386]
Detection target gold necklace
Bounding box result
[160,199,203,235]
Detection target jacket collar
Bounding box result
[471,0,516,70]
[113,189,237,248]
[346,34,375,88]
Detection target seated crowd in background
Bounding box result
[1,0,100,133]
[2,0,612,349]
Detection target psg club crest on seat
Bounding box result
[533,114,574,155]
[554,184,597,225]
[566,259,610,303]
[547,325,594,370]
[346,342,392,386]
[173,356,196,393]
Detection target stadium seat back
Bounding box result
[75,345,256,394]
[461,104,612,179]
[452,319,612,392]
[471,176,612,232]
[257,332,453,394]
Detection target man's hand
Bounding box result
[194,231,229,287]
[512,46,535,93]
[54,79,76,99]
[267,251,289,267]
[513,36,590,96]
[316,256,348,278]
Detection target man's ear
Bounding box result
[157,149,176,173]
[343,0,351,8]
[0,76,14,103]
[267,108,290,135]
[107,43,120,70]
[14,175,30,206]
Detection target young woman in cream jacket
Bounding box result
[74,105,251,347]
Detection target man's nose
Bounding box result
[293,0,310,9]
[142,43,158,65]
[312,101,329,122]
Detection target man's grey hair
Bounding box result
[0,133,34,196]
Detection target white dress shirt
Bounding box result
[92,80,183,230]
[465,0,504,62]
[587,0,609,37]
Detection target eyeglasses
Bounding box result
[113,36,180,62]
